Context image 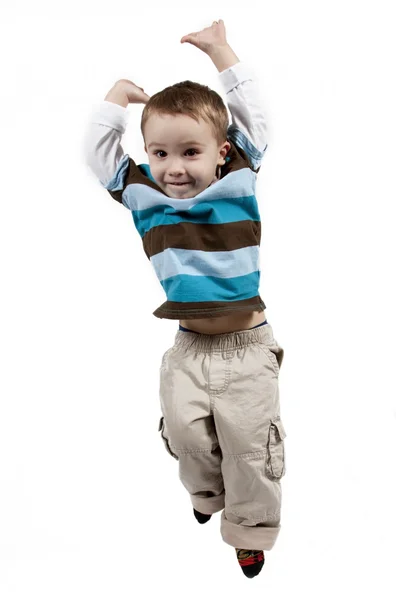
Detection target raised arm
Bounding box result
[83,80,150,188]
[181,20,268,170]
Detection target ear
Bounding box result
[218,140,231,164]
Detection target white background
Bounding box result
[1,1,395,598]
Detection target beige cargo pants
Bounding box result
[158,322,286,551]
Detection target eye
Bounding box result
[186,148,199,156]
[154,150,166,158]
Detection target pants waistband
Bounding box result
[174,321,274,353]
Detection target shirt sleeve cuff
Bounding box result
[89,100,129,134]
[218,61,255,93]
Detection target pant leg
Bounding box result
[158,344,225,515]
[213,331,286,550]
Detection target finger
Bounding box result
[180,34,197,44]
[181,30,198,40]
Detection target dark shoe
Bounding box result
[193,508,212,524]
[236,548,265,578]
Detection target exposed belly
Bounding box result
[179,309,267,335]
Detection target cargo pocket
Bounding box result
[265,416,286,480]
[158,416,179,460]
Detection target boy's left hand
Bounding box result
[180,20,228,54]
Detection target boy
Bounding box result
[83,20,286,579]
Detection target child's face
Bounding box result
[144,113,230,198]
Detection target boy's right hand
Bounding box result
[118,79,151,104]
[105,80,151,107]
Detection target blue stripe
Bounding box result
[151,246,260,282]
[132,196,260,237]
[161,271,261,303]
[103,154,130,191]
[227,125,267,170]
[127,167,255,210]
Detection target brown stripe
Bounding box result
[153,296,266,320]
[143,220,261,259]
[107,157,165,205]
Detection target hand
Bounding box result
[118,79,151,104]
[180,19,228,54]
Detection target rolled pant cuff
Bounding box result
[191,492,225,515]
[220,511,280,550]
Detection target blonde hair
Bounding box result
[141,80,229,146]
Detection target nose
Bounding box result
[167,158,186,176]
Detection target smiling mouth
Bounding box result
[168,182,190,186]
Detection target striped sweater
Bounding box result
[84,61,269,320]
